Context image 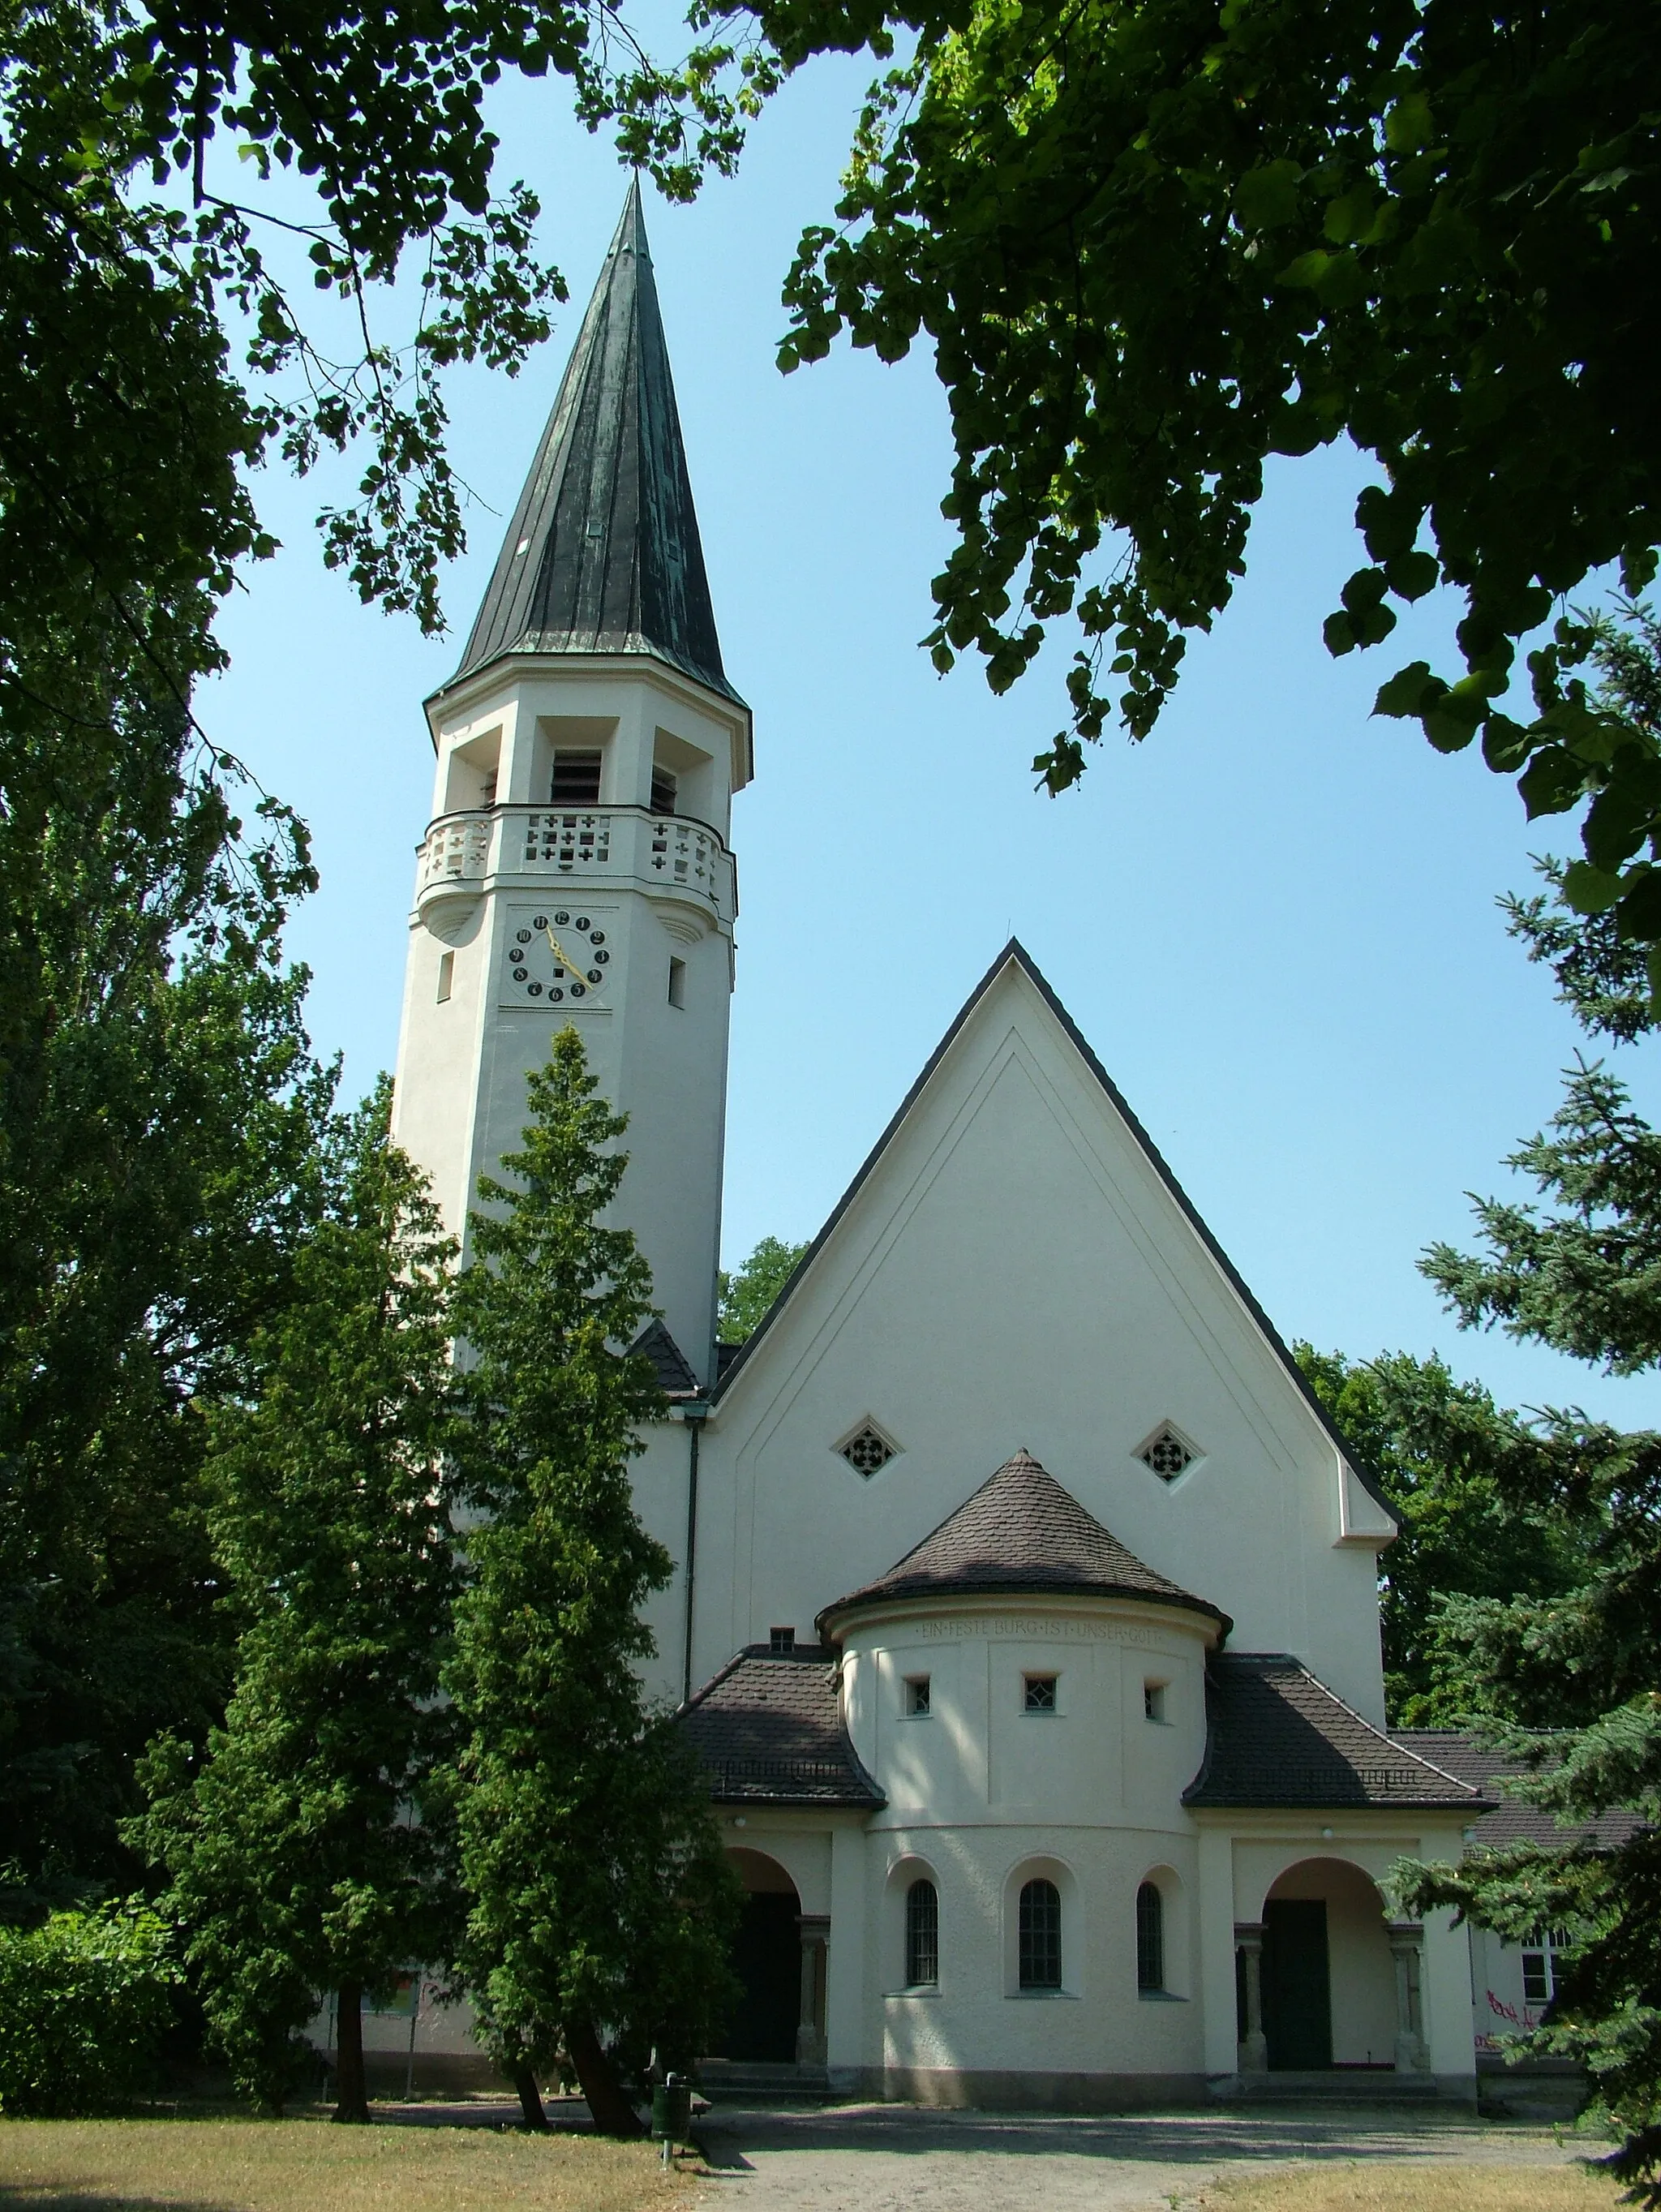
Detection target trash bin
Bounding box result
[650,2073,693,2160]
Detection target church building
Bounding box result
[388,183,1568,2111]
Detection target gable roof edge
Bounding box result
[712,943,1396,1529]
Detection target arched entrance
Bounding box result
[1240,1858,1416,2074]
[719,1849,804,2064]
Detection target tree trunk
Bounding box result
[564,2017,642,2137]
[512,2063,550,2132]
[333,1982,371,2124]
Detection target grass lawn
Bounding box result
[0,2115,690,2212]
[1200,2159,1622,2212]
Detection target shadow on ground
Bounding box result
[690,2102,1575,2175]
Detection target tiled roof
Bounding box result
[819,1450,1229,1634]
[677,1646,884,1808]
[630,1319,701,1398]
[1393,1729,1646,1852]
[1183,1656,1482,1810]
[715,1341,743,1383]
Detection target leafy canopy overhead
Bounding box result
[752,0,1661,945]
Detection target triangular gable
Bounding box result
[715,939,1390,1537]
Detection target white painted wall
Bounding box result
[391,652,749,1382]
[690,955,1392,1720]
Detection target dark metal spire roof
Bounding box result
[445,178,741,706]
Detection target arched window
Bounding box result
[1136,1881,1165,1993]
[904,1878,939,1987]
[1019,1878,1062,1991]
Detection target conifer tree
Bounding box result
[1397,608,1661,2203]
[134,1082,461,2119]
[443,1028,738,2136]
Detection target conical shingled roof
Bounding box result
[818,1450,1230,1634]
[444,178,741,707]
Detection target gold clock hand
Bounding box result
[544,926,604,995]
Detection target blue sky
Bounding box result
[201,55,1661,1430]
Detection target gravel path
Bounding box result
[691,2102,1589,2212]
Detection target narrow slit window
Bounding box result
[1144,1681,1166,1723]
[436,951,454,1003]
[551,750,603,805]
[904,1676,931,1717]
[650,767,678,815]
[905,1879,939,1988]
[1018,1879,1062,1991]
[667,957,686,1008]
[1136,1882,1165,1993]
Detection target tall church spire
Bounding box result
[448,177,740,704]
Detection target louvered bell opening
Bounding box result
[551,750,603,805]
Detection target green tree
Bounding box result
[757,0,1661,947]
[0,677,330,1919]
[0,0,773,797]
[133,1085,461,2119]
[1293,1347,1596,1725]
[1383,621,1661,2198]
[717,1235,807,1342]
[444,1029,738,2136]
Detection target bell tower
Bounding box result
[391,180,750,1386]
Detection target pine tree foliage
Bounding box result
[443,1028,738,2135]
[1397,609,1661,2202]
[133,1084,461,2118]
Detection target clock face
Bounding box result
[499,906,615,1007]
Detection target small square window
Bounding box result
[1144,1681,1167,1723]
[904,1676,931,1717]
[769,1626,796,1654]
[1139,1424,1196,1482]
[1023,1674,1058,1714]
[839,1422,897,1477]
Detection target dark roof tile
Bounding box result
[630,1318,700,1398]
[1393,1729,1646,1852]
[819,1450,1228,1634]
[678,1646,883,1808]
[1184,1656,1481,1810]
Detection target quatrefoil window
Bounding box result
[1138,1423,1198,1484]
[839,1421,898,1478]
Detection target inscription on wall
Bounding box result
[910,1615,1161,1647]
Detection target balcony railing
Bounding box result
[414,804,734,922]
